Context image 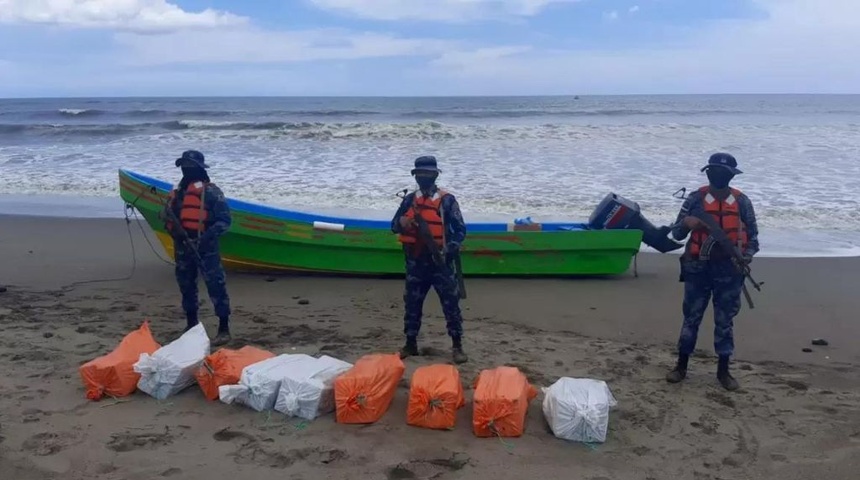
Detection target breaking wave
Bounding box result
[0,120,573,140]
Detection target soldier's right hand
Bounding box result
[682,216,706,231]
[399,216,415,230]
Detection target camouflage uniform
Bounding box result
[666,153,760,391]
[391,189,467,340]
[163,182,232,329]
[671,189,759,358]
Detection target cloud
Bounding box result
[427,0,860,94]
[306,0,579,22]
[430,46,532,68]
[603,10,619,21]
[115,28,454,65]
[0,0,246,32]
[629,5,640,14]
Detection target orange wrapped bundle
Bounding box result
[472,366,538,438]
[79,321,161,401]
[407,364,465,430]
[195,346,275,401]
[335,353,405,424]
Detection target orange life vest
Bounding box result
[398,189,448,247]
[688,186,748,258]
[167,182,209,234]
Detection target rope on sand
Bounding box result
[59,198,173,292]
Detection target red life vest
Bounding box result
[398,189,448,247]
[167,182,210,234]
[688,186,748,258]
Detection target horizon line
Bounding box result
[2,92,860,101]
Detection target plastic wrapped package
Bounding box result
[407,364,465,430]
[79,321,161,400]
[274,355,353,420]
[134,323,210,400]
[218,354,314,411]
[335,353,405,424]
[195,346,275,401]
[472,366,538,438]
[542,377,617,443]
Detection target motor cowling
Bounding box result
[588,193,684,253]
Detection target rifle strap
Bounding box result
[197,183,206,235]
[439,197,447,254]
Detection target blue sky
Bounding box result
[0,0,857,97]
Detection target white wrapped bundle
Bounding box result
[134,323,210,400]
[542,377,617,443]
[274,355,353,420]
[218,354,313,411]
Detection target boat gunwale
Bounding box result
[119,169,607,235]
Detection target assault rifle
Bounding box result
[399,189,467,299]
[159,187,214,283]
[688,202,763,309]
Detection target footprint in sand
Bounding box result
[785,381,809,391]
[213,428,256,443]
[106,427,175,453]
[386,453,470,480]
[215,428,348,469]
[21,432,76,456]
[96,464,118,474]
[705,391,737,409]
[235,444,348,469]
[690,413,720,435]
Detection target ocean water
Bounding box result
[1,95,859,257]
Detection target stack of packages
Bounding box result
[134,323,210,400]
[406,364,465,430]
[219,354,313,411]
[79,321,161,401]
[274,355,353,420]
[195,346,275,401]
[472,366,537,438]
[335,353,405,424]
[542,377,617,443]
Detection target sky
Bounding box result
[0,0,858,97]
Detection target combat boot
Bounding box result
[666,353,689,383]
[183,311,199,332]
[400,336,419,358]
[211,317,231,347]
[717,355,740,391]
[211,332,231,347]
[451,336,468,364]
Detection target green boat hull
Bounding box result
[119,169,643,276]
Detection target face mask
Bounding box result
[181,166,206,182]
[706,168,733,189]
[415,174,437,191]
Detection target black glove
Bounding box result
[199,230,216,246]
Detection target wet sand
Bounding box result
[0,215,858,480]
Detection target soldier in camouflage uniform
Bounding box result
[666,153,759,391]
[392,156,468,364]
[162,150,233,346]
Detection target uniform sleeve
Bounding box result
[442,194,467,248]
[671,192,701,241]
[205,184,231,238]
[391,194,413,234]
[739,194,760,258]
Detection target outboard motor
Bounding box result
[588,193,684,253]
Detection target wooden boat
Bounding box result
[118,169,643,276]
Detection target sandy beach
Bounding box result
[1,214,858,480]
